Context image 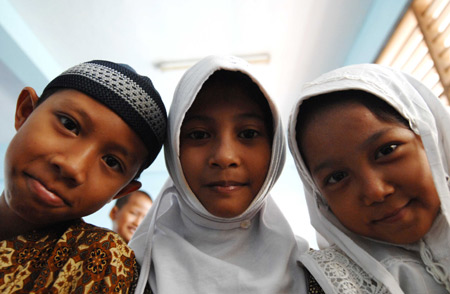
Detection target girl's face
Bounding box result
[179,83,272,218]
[299,101,440,244]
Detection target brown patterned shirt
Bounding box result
[0,219,137,293]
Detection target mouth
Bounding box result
[206,180,247,193]
[373,201,411,224]
[26,173,69,208]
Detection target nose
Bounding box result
[359,168,394,206]
[50,144,95,186]
[209,135,241,169]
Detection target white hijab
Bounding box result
[131,55,308,294]
[288,64,450,293]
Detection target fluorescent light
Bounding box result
[154,53,270,71]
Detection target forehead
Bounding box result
[194,84,260,109]
[296,90,410,137]
[122,193,152,210]
[129,192,151,203]
[187,75,271,120]
[301,102,381,140]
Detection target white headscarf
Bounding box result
[288,64,450,293]
[131,55,308,294]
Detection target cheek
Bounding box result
[121,213,134,224]
[323,192,361,223]
[329,202,368,235]
[180,146,199,168]
[249,157,270,188]
[76,184,120,215]
[400,149,438,201]
[252,145,271,170]
[180,151,202,188]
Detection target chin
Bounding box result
[209,208,243,218]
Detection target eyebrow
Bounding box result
[106,143,141,168]
[311,128,393,175]
[184,112,266,123]
[59,100,94,127]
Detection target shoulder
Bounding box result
[305,246,390,294]
[65,220,134,257]
[57,221,138,292]
[0,220,137,293]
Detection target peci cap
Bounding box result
[40,60,167,168]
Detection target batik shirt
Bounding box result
[0,219,137,293]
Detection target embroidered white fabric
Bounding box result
[308,246,390,294]
[419,240,450,291]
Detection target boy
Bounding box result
[110,190,153,243]
[0,60,167,293]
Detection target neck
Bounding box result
[0,192,39,240]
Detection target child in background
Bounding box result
[130,55,312,293]
[288,64,450,293]
[0,60,167,293]
[110,190,153,243]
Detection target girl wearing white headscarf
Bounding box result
[288,64,450,293]
[130,55,310,294]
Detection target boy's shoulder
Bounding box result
[0,219,137,293]
[1,219,130,251]
[67,219,131,245]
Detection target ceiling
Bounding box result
[0,0,410,243]
[0,0,410,144]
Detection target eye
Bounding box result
[326,171,348,185]
[59,115,79,135]
[239,129,259,139]
[375,144,399,159]
[103,155,123,172]
[188,130,210,140]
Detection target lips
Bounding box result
[26,174,68,208]
[373,201,411,224]
[206,180,247,193]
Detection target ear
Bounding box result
[15,87,39,130]
[113,180,142,200]
[109,206,119,221]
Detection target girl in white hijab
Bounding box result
[130,55,310,294]
[288,63,450,293]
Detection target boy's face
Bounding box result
[110,192,152,243]
[180,84,272,218]
[4,89,147,227]
[299,101,440,244]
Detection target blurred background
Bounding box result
[2,0,449,248]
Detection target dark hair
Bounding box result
[114,190,152,209]
[296,90,410,159]
[198,69,274,140]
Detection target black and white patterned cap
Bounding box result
[40,60,167,168]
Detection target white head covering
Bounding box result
[131,55,308,294]
[288,64,450,293]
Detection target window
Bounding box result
[377,0,450,105]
